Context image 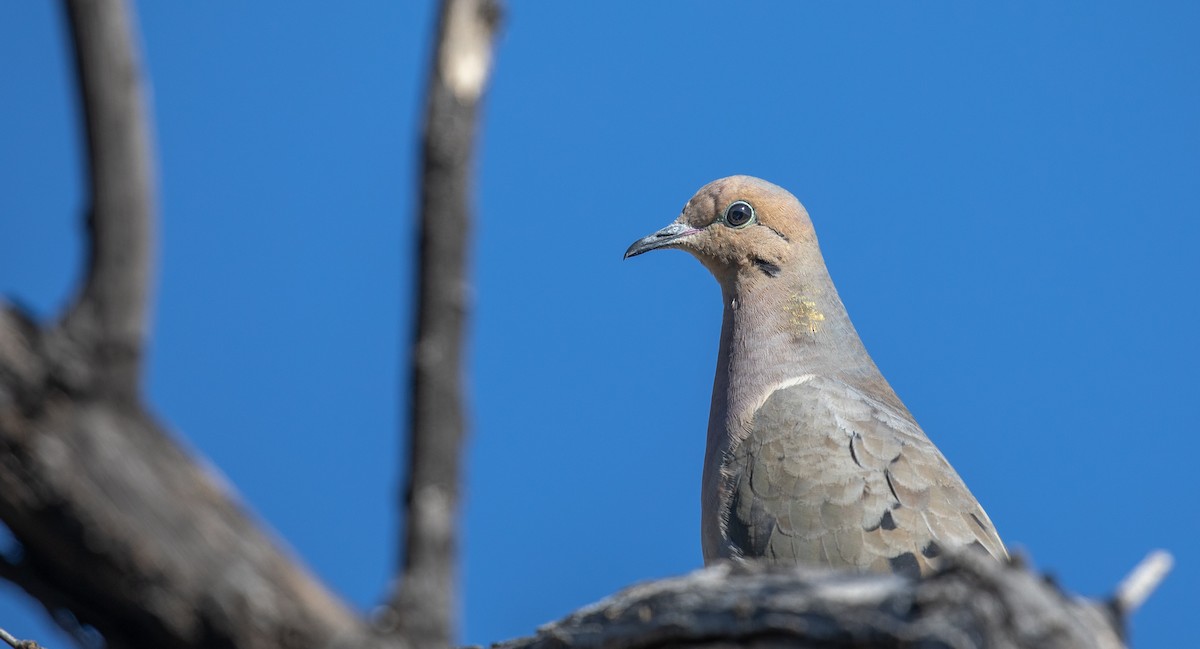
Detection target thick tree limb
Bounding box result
[0,382,381,649]
[3,0,506,646]
[0,2,389,648]
[385,1,501,648]
[495,552,1127,649]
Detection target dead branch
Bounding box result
[0,2,387,647]
[494,552,1127,649]
[56,0,156,403]
[383,1,502,648]
[1111,550,1173,616]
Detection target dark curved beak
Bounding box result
[624,222,699,259]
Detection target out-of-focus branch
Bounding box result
[385,1,501,647]
[0,2,392,648]
[1111,550,1173,616]
[57,0,156,402]
[0,399,381,649]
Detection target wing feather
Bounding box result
[723,376,1006,575]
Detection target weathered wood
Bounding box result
[0,2,386,647]
[386,1,502,648]
[0,363,380,648]
[57,0,156,403]
[494,552,1126,649]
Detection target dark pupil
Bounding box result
[727,203,752,226]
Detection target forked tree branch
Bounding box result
[1,0,507,647]
[57,0,156,402]
[0,2,387,647]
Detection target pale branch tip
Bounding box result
[1112,549,1173,615]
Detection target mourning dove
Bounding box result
[625,176,1006,576]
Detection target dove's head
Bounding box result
[624,176,818,284]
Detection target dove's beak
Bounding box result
[624,222,700,259]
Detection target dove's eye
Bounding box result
[724,201,755,228]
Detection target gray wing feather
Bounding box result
[724,376,1006,576]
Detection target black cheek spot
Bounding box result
[752,258,781,277]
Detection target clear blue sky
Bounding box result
[1,2,1197,647]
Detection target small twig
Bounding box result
[0,625,45,649]
[1112,549,1173,615]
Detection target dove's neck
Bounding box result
[714,256,903,432]
[700,252,907,559]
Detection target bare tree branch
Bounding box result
[495,552,1127,649]
[0,398,382,649]
[1111,550,1173,616]
[3,0,506,646]
[385,1,501,647]
[0,2,391,647]
[56,0,156,403]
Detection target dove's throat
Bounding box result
[699,257,909,561]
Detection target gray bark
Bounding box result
[0,1,390,647]
[385,1,501,649]
[494,552,1127,649]
[1,0,505,647]
[0,364,381,649]
[57,0,155,403]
